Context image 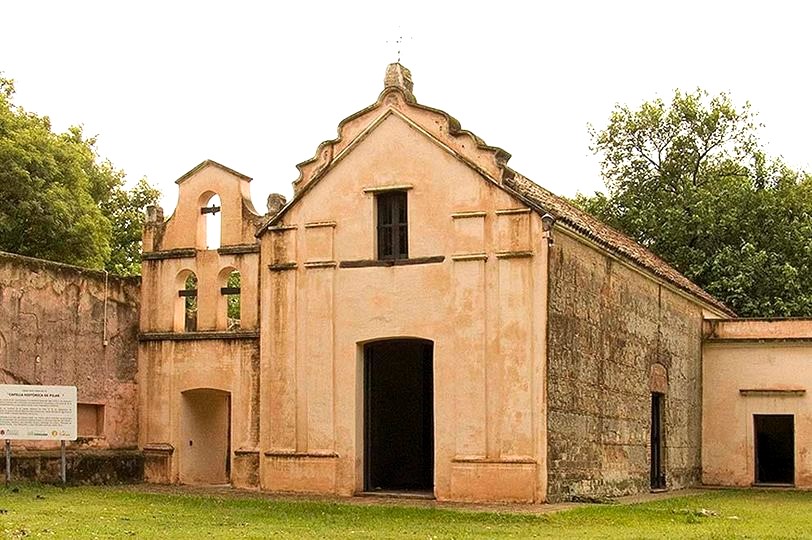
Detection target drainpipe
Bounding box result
[103,270,109,347]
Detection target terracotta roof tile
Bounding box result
[503,173,735,316]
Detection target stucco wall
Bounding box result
[546,232,704,500]
[138,338,260,485]
[0,251,140,450]
[260,109,550,502]
[138,161,264,488]
[702,320,812,488]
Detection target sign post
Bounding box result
[0,385,77,485]
[4,439,9,485]
[61,441,67,484]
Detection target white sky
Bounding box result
[2,1,810,215]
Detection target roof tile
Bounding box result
[504,173,735,316]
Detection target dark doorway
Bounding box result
[364,339,433,493]
[650,392,666,490]
[754,414,795,485]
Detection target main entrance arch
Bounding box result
[363,339,434,494]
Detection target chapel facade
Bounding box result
[136,64,812,502]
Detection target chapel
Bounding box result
[133,64,812,502]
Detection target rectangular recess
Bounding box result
[452,213,485,255]
[77,403,105,437]
[495,211,531,252]
[305,224,334,262]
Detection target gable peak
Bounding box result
[384,63,414,100]
[175,159,252,185]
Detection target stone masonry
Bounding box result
[546,233,703,501]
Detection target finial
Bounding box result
[266,193,287,216]
[146,205,164,223]
[384,63,414,98]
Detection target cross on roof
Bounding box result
[386,32,412,63]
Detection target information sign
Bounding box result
[0,385,77,441]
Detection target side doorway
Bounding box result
[180,388,231,485]
[650,392,666,490]
[754,414,795,485]
[364,339,434,494]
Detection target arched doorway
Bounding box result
[363,339,434,494]
[180,388,231,485]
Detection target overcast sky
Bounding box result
[3,1,810,214]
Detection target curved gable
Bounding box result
[255,63,732,316]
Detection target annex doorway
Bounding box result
[180,388,231,485]
[754,414,795,485]
[650,392,666,490]
[364,339,434,494]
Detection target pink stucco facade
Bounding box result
[258,97,551,502]
[132,63,810,502]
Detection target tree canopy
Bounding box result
[0,75,160,274]
[576,89,812,317]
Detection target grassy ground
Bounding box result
[1,485,810,539]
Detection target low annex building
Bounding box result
[133,64,811,503]
[703,319,812,487]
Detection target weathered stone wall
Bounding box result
[546,232,704,500]
[0,449,144,485]
[0,251,140,451]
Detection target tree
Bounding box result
[103,178,162,275]
[577,89,812,317]
[0,75,160,274]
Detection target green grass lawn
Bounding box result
[1,485,810,539]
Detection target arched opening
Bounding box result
[217,267,241,330]
[197,192,222,250]
[363,338,434,494]
[175,270,198,332]
[179,388,231,485]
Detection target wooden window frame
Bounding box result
[376,191,408,260]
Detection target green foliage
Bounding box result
[578,89,812,317]
[226,270,241,329]
[103,178,162,275]
[0,74,160,274]
[184,273,198,332]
